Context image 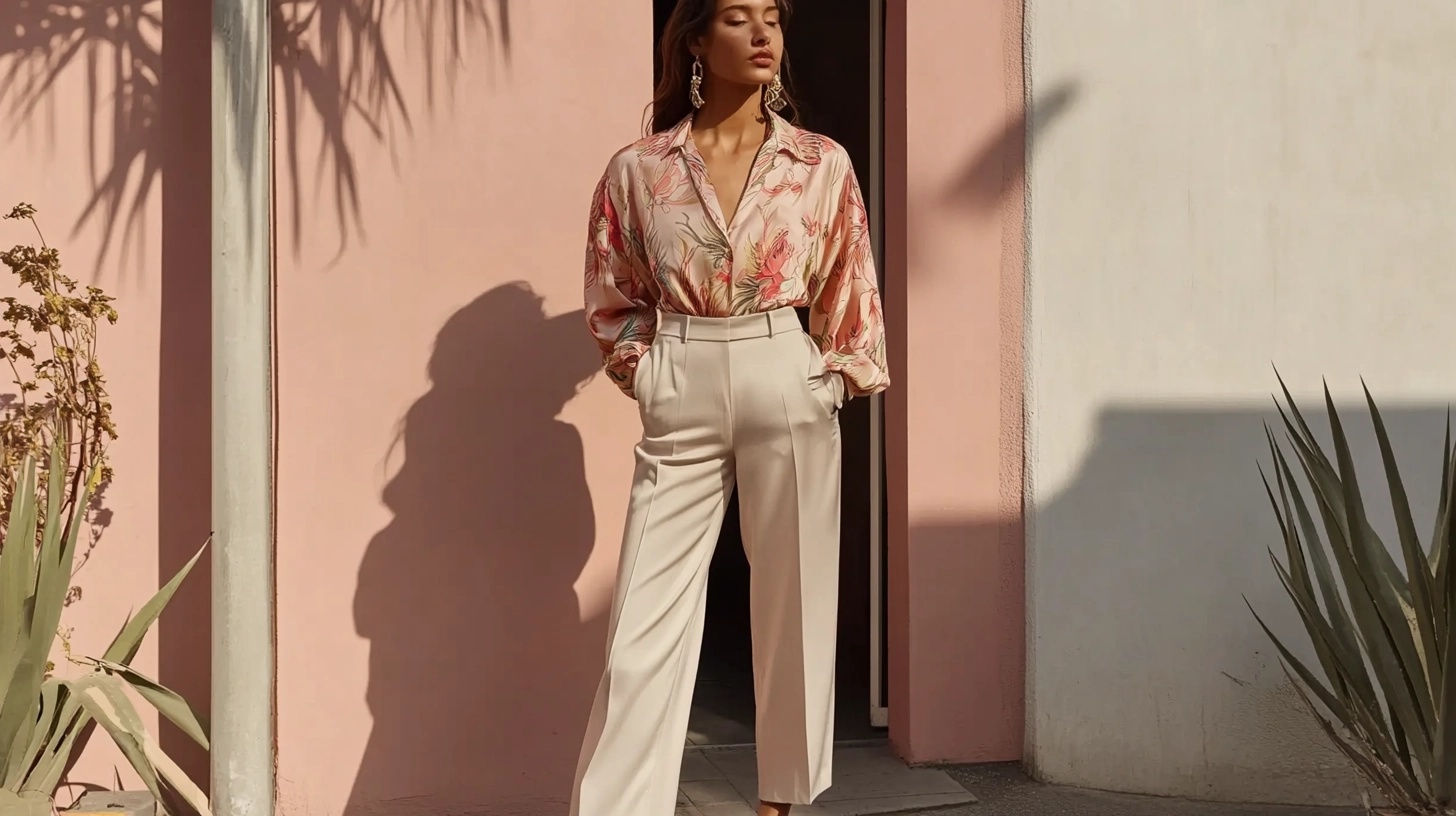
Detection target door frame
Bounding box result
[866,0,889,731]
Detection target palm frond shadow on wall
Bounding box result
[0,0,511,273]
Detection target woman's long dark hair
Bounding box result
[649,0,799,134]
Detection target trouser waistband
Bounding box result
[657,307,800,342]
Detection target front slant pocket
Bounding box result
[633,346,655,410]
[799,333,839,421]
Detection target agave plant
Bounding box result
[0,443,210,815]
[1251,376,1456,814]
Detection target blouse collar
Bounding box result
[664,110,823,165]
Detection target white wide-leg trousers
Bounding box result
[572,307,843,815]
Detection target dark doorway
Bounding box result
[651,0,882,748]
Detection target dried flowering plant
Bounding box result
[0,204,118,582]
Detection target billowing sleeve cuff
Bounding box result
[826,340,890,399]
[601,329,655,399]
[812,158,890,399]
[584,164,658,399]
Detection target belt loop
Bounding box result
[680,315,690,341]
[767,311,776,338]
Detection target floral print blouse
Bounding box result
[584,112,890,401]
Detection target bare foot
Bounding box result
[758,802,791,816]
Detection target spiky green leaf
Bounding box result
[0,789,54,816]
[1366,381,1441,699]
[1270,434,1374,704]
[88,659,209,749]
[103,541,208,666]
[1323,385,1436,747]
[0,458,41,775]
[1248,595,1424,800]
[67,675,211,816]
[1286,431,1431,780]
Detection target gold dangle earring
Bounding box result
[764,73,787,112]
[690,56,706,109]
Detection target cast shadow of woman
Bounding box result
[349,282,606,816]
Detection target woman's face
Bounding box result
[694,0,783,89]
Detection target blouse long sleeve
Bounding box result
[810,158,890,398]
[584,162,658,399]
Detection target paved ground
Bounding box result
[679,744,975,815]
[680,744,1370,816]
[918,763,1366,816]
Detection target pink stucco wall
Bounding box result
[1,0,1026,811]
[272,4,650,815]
[884,0,1026,764]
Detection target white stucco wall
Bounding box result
[1026,1,1456,804]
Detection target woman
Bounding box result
[574,1,889,814]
